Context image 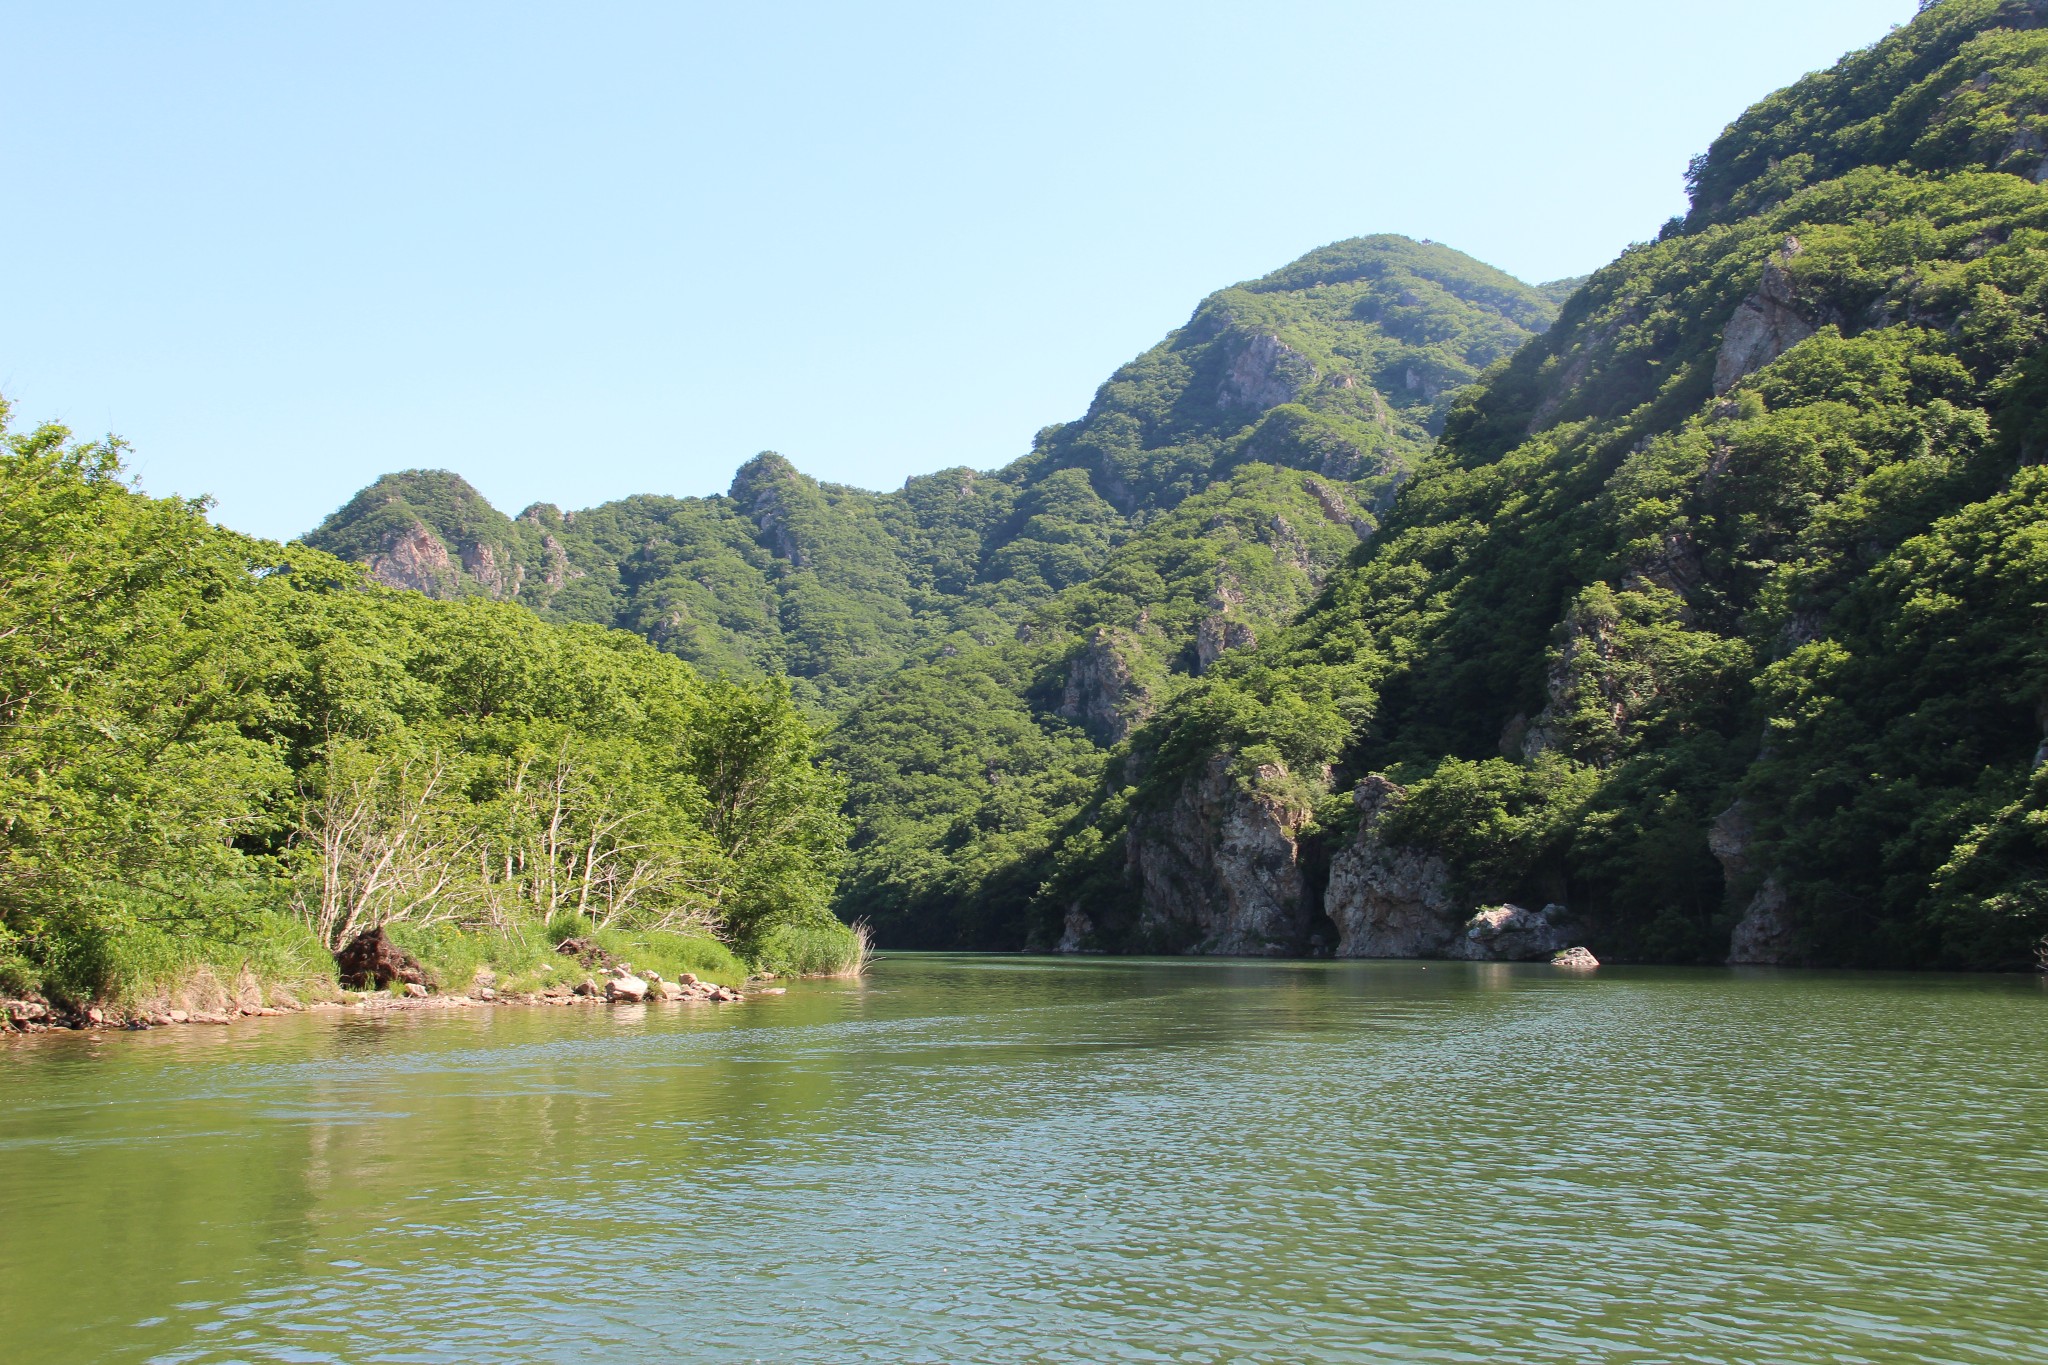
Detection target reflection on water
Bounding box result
[3,957,2045,1363]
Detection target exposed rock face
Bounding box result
[1218,333,1318,410]
[1194,615,1257,673]
[1263,514,1314,574]
[1126,753,1313,955]
[1728,878,1797,965]
[605,973,649,1002]
[334,926,427,990]
[1708,800,1756,883]
[1055,904,1096,954]
[539,532,577,591]
[365,521,460,597]
[1711,799,1798,965]
[1447,903,1575,961]
[1713,241,1816,395]
[1552,946,1600,969]
[1058,628,1149,743]
[1304,477,1373,536]
[461,541,524,601]
[1525,586,1681,763]
[729,455,807,565]
[1625,526,1705,606]
[1323,776,1461,957]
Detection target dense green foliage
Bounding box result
[820,244,1558,944]
[0,411,853,1003]
[1683,0,2048,230]
[830,463,1384,944]
[307,238,1556,715]
[308,238,1556,945]
[268,3,2048,970]
[1040,0,2048,968]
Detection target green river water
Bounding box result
[2,955,2045,1363]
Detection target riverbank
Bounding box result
[0,963,786,1035]
[0,913,869,1038]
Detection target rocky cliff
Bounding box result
[1323,776,1460,957]
[1123,755,1315,956]
[1054,0,2048,971]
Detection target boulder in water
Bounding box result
[1552,947,1600,969]
[1448,903,1575,962]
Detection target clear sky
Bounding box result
[3,0,1921,540]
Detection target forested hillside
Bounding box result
[307,237,1558,712]
[303,0,2048,972]
[0,406,856,1006]
[1036,0,2048,970]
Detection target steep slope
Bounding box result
[306,459,922,710]
[308,236,1558,721]
[830,462,1379,947]
[1037,0,2048,969]
[815,242,1558,944]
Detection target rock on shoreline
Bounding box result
[0,972,760,1036]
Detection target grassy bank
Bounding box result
[0,910,869,1017]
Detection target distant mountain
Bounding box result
[306,235,1558,712]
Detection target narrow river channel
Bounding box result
[4,956,2045,1363]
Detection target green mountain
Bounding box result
[1028,0,2048,970]
[309,0,2048,973]
[307,235,1559,716]
[0,401,858,1008]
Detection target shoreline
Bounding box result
[0,970,789,1039]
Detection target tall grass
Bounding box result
[6,898,837,1006]
[754,917,870,977]
[100,913,338,1010]
[385,919,747,990]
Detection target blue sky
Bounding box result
[3,0,1920,540]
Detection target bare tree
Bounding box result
[478,742,720,938]
[294,751,476,949]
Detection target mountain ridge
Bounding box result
[309,0,2048,971]
[306,235,1560,712]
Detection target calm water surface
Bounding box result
[3,956,2045,1363]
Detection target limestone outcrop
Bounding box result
[1711,800,1798,964]
[1217,332,1318,410]
[729,453,809,565]
[1713,239,1817,395]
[1126,753,1313,955]
[460,540,524,601]
[365,521,462,597]
[1194,615,1257,673]
[1324,778,1583,961]
[1058,628,1150,743]
[1323,776,1461,957]
[1446,903,1576,961]
[1727,878,1798,965]
[1055,904,1098,954]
